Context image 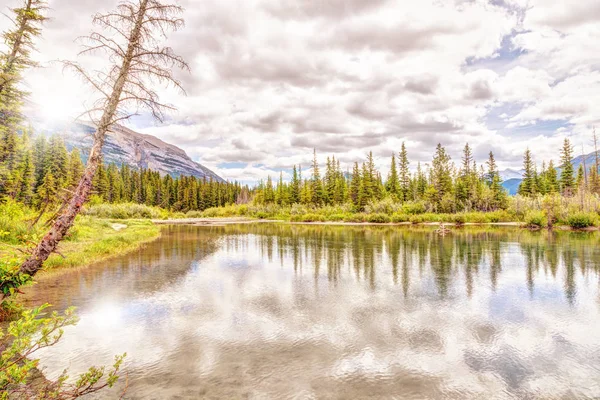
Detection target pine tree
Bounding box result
[67,148,84,189]
[349,162,361,207]
[518,149,536,196]
[431,143,453,203]
[15,147,34,204]
[385,153,399,198]
[311,149,324,205]
[398,142,410,201]
[290,165,300,204]
[576,164,585,189]
[486,151,505,208]
[0,0,48,128]
[457,143,474,206]
[546,160,559,193]
[560,138,574,196]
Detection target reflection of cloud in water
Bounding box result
[31,225,600,399]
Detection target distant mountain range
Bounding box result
[39,123,224,182]
[499,151,599,195]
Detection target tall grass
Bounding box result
[82,203,170,219]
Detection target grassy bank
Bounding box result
[0,200,161,276]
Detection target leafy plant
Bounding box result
[566,212,597,229]
[525,211,546,228]
[1,305,125,399]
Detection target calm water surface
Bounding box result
[26,224,600,399]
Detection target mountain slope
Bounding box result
[501,178,522,195]
[44,123,223,182]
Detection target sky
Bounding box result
[2,0,600,183]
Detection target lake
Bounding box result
[27,224,600,399]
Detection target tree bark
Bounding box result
[19,0,149,278]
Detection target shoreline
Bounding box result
[12,219,162,283]
[151,217,600,231]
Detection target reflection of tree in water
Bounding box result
[210,224,600,303]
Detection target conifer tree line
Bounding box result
[0,130,249,212]
[517,137,600,198]
[254,138,600,213]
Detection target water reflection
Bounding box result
[26,224,600,399]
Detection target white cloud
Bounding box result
[1,0,598,180]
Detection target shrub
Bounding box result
[525,211,546,228]
[452,214,466,225]
[566,212,597,229]
[486,210,512,223]
[1,305,126,397]
[391,213,409,223]
[410,215,425,224]
[299,213,326,222]
[0,199,38,245]
[366,213,391,223]
[402,201,426,215]
[255,211,270,219]
[344,214,366,223]
[82,203,166,219]
[327,214,346,222]
[364,198,402,215]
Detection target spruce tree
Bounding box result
[310,149,324,205]
[486,151,505,208]
[386,153,399,198]
[67,149,84,189]
[560,138,574,196]
[290,165,300,204]
[518,149,535,196]
[576,164,585,189]
[398,142,410,201]
[546,160,559,193]
[431,144,452,203]
[349,162,361,207]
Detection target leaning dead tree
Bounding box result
[19,0,189,278]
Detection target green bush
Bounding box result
[82,203,167,219]
[410,215,425,224]
[255,211,270,219]
[486,210,512,223]
[391,213,409,223]
[402,201,426,215]
[452,214,466,225]
[304,213,327,222]
[525,211,546,228]
[566,212,597,229]
[344,214,366,223]
[366,213,391,223]
[327,213,346,222]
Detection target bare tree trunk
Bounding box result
[19,0,149,277]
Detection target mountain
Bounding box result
[40,122,224,182]
[499,168,524,181]
[501,178,522,195]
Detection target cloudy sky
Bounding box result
[3,0,600,182]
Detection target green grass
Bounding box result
[0,200,161,274]
[42,217,161,271]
